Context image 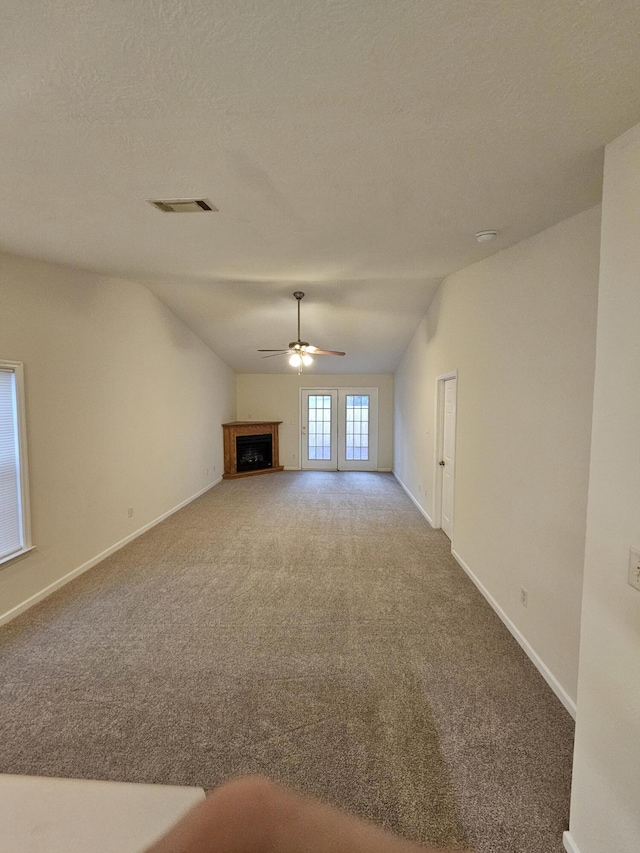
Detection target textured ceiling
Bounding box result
[2,1,640,372]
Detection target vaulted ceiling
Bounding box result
[2,1,640,372]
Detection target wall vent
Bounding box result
[147,198,218,213]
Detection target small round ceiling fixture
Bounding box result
[475,230,498,243]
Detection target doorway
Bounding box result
[300,388,378,471]
[434,373,457,539]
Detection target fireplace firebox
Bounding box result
[222,421,284,479]
[236,434,272,472]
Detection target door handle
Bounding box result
[439,460,445,466]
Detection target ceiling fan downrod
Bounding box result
[293,291,304,342]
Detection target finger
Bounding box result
[143,776,472,853]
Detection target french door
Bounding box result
[301,388,378,471]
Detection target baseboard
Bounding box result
[282,467,391,472]
[451,548,576,719]
[0,478,222,629]
[563,831,581,853]
[393,472,434,527]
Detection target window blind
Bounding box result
[0,368,22,560]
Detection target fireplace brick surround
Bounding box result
[222,421,284,479]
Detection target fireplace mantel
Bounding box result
[222,421,284,479]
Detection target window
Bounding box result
[0,362,31,565]
[345,394,370,461]
[307,394,332,460]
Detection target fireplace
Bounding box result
[236,433,272,473]
[222,421,284,479]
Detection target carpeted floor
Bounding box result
[0,472,574,852]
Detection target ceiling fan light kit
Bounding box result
[258,292,345,374]
[289,352,309,368]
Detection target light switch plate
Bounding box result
[628,548,640,592]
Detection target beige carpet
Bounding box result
[0,472,574,852]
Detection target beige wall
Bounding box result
[394,206,600,705]
[568,125,640,853]
[237,374,393,470]
[0,253,236,621]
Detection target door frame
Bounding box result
[299,387,379,471]
[433,370,457,531]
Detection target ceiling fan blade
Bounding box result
[309,348,346,356]
[261,351,291,358]
[258,349,289,352]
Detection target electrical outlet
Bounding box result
[628,548,640,592]
[206,468,210,476]
[291,453,296,460]
[520,587,528,607]
[127,507,134,518]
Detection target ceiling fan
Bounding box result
[258,291,345,372]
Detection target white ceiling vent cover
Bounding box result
[147,198,218,213]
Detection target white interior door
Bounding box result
[301,388,378,471]
[440,377,457,539]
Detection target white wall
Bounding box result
[0,253,236,622]
[394,206,600,706]
[567,124,640,853]
[237,374,393,470]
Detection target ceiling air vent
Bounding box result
[147,198,218,213]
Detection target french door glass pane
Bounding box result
[345,395,369,461]
[308,395,332,460]
[0,370,21,559]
